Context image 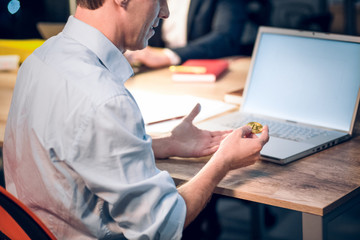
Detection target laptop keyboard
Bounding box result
[222,115,328,142]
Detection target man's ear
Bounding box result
[115,0,129,9]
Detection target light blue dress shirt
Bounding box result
[3,16,186,240]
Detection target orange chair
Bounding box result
[0,186,56,240]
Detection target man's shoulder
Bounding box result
[21,36,125,97]
[31,34,107,82]
[34,33,97,67]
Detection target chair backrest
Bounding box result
[0,186,56,240]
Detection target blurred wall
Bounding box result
[0,0,69,39]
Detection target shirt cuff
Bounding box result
[162,48,181,65]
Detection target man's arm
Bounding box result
[182,123,269,227]
[152,104,269,228]
[161,124,268,228]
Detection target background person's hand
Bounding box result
[125,47,172,68]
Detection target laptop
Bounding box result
[198,26,360,164]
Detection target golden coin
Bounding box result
[246,122,263,134]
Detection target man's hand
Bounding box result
[214,124,269,171]
[125,47,172,68]
[152,104,232,159]
[169,103,232,157]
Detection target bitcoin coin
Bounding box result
[246,122,263,134]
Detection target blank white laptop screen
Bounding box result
[242,33,360,132]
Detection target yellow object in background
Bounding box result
[169,65,207,74]
[0,39,45,63]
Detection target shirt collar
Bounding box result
[62,16,134,83]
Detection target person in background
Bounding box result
[3,0,269,239]
[125,0,247,68]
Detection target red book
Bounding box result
[170,59,229,82]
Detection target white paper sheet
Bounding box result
[131,90,237,133]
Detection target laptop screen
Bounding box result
[242,30,360,132]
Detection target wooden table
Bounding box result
[126,57,360,240]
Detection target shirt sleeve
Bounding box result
[65,92,186,239]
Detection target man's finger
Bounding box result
[183,103,201,123]
[259,125,270,145]
[240,125,252,137]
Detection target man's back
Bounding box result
[3,16,185,239]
